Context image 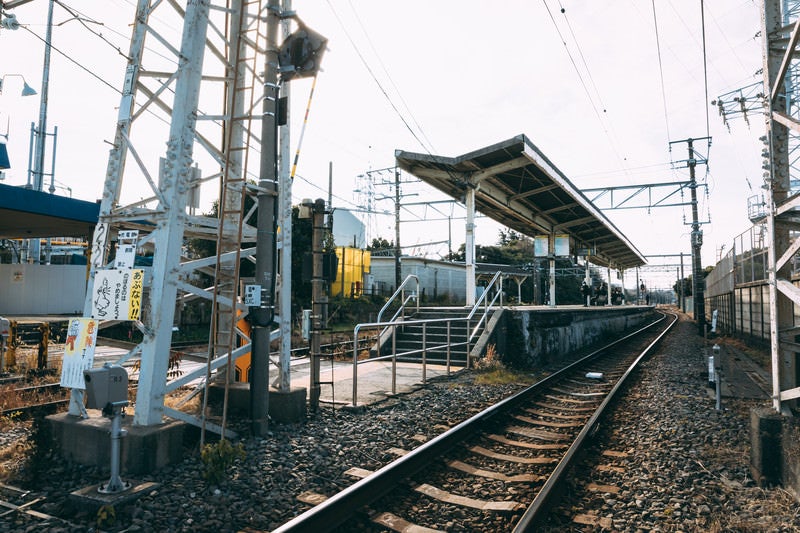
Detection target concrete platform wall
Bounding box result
[492,306,658,368]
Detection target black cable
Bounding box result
[324,0,430,155]
[651,0,672,144]
[345,0,436,155]
[21,25,121,95]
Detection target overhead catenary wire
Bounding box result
[344,0,436,155]
[542,0,630,175]
[651,0,672,146]
[324,0,431,156]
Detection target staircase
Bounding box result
[367,271,505,368]
[378,306,499,366]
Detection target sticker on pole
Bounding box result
[91,269,144,320]
[244,284,261,307]
[60,318,99,389]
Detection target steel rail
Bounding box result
[514,309,678,531]
[273,311,671,532]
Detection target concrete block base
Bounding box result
[208,382,251,413]
[47,411,185,476]
[207,383,308,423]
[750,407,783,487]
[269,386,307,423]
[69,481,159,513]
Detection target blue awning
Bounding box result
[0,183,100,238]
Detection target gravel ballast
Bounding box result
[1,311,798,532]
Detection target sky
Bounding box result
[0,0,765,290]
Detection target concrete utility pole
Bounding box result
[277,1,293,395]
[308,198,326,411]
[28,0,54,265]
[249,0,281,436]
[668,137,710,335]
[688,139,705,334]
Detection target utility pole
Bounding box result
[28,0,54,265]
[308,198,326,411]
[249,0,281,436]
[669,137,710,335]
[689,139,705,334]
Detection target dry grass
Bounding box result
[164,387,203,414]
[0,419,32,482]
[708,487,800,532]
[473,345,537,385]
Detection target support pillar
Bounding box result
[465,187,476,306]
[548,232,556,307]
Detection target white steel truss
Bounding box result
[76,0,276,428]
[764,0,800,413]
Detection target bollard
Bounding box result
[713,344,722,410]
[84,364,131,494]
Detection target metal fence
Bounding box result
[704,221,797,343]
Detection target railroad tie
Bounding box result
[512,413,584,428]
[372,511,444,533]
[447,460,543,483]
[469,445,558,464]
[414,483,524,512]
[487,434,567,451]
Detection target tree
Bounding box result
[367,237,393,252]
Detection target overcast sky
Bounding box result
[0,0,764,288]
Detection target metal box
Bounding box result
[83,364,129,409]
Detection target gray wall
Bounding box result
[0,264,86,315]
[495,307,657,368]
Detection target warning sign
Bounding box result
[91,269,144,320]
[60,318,99,389]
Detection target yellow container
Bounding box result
[331,247,371,298]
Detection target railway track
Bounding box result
[0,382,68,417]
[0,482,76,530]
[273,310,677,532]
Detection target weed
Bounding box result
[200,439,245,486]
[473,346,537,385]
[96,504,116,528]
[473,344,505,372]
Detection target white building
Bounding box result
[369,256,466,303]
[331,208,366,249]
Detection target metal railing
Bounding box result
[466,270,504,360]
[349,271,505,406]
[376,274,419,323]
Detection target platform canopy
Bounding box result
[396,134,646,271]
[0,183,100,239]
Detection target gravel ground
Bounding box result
[1,311,798,532]
[543,313,800,532]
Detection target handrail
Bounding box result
[466,270,503,322]
[465,271,504,358]
[376,274,419,323]
[350,270,507,406]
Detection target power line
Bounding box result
[700,0,711,142]
[54,0,131,61]
[651,0,672,145]
[21,25,121,95]
[542,0,629,175]
[540,2,604,135]
[324,0,432,155]
[344,0,436,154]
